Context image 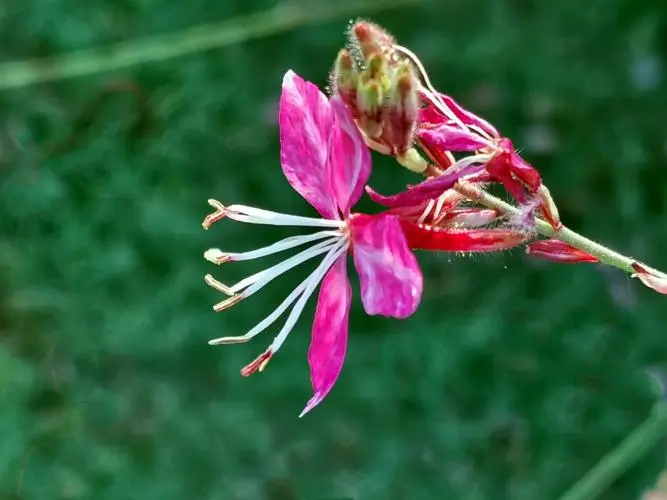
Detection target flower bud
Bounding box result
[332,22,419,157]
[350,21,395,61]
[382,60,419,155]
[537,185,561,230]
[525,240,598,263]
[632,262,667,294]
[332,49,359,117]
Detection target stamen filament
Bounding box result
[417,199,435,225]
[210,241,348,369]
[225,204,344,228]
[205,230,341,264]
[208,244,340,345]
[435,192,448,215]
[231,237,339,295]
[467,123,494,141]
[452,153,493,170]
[394,44,467,131]
[268,242,348,354]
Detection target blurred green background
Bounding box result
[1,0,667,498]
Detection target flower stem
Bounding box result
[0,0,421,91]
[454,181,666,278]
[557,402,667,500]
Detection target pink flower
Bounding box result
[202,71,423,416]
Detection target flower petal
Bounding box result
[300,255,351,417]
[485,152,529,203]
[365,163,487,208]
[508,148,541,191]
[328,94,372,215]
[400,220,526,252]
[350,214,422,318]
[279,70,337,218]
[418,123,492,152]
[419,90,499,138]
[486,139,542,198]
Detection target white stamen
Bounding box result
[451,153,493,170]
[434,192,449,219]
[394,44,467,131]
[225,204,344,228]
[417,199,435,225]
[231,237,340,296]
[209,276,308,345]
[268,242,348,354]
[208,244,341,345]
[467,123,494,142]
[205,230,341,264]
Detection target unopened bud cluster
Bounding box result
[332,22,420,164]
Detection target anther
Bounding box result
[240,349,273,377]
[208,334,252,345]
[213,294,243,312]
[204,274,234,296]
[202,199,227,230]
[204,248,232,265]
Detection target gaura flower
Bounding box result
[202,70,423,416]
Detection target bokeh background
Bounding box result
[1,0,667,498]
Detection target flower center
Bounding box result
[202,199,351,374]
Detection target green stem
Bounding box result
[0,0,420,91]
[454,181,666,278]
[557,403,667,500]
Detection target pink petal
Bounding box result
[440,94,500,138]
[365,163,487,208]
[400,220,526,252]
[506,145,541,190]
[328,94,372,215]
[525,240,599,263]
[485,153,529,203]
[301,255,351,417]
[419,90,500,138]
[279,70,337,218]
[350,214,422,318]
[485,139,542,198]
[418,123,492,152]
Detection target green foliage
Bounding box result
[1,0,666,498]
